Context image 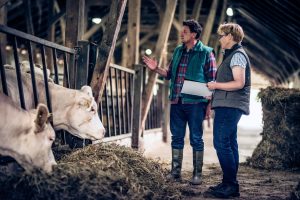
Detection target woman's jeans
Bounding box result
[213,107,242,185]
[170,102,207,151]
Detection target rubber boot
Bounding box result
[190,150,204,185]
[166,149,183,181]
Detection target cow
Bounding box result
[1,68,105,141]
[0,93,56,173]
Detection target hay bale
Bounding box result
[248,87,300,169]
[0,143,182,200]
[290,181,300,200]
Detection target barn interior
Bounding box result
[0,0,300,199]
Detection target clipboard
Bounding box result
[181,80,212,97]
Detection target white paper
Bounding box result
[181,80,212,97]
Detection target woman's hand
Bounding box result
[207,81,217,90]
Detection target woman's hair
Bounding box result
[218,23,244,43]
[183,19,203,39]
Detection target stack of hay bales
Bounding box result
[0,143,182,200]
[249,87,300,170]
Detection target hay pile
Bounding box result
[248,87,300,170]
[0,143,182,200]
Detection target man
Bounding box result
[142,19,216,184]
[206,23,251,198]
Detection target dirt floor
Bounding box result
[174,163,300,200]
[143,124,300,199]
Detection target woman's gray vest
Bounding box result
[211,45,251,115]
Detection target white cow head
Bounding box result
[19,104,57,173]
[61,86,105,140]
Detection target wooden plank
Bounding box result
[202,0,218,45]
[90,0,127,103]
[141,0,177,132]
[126,0,141,69]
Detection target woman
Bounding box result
[206,23,251,198]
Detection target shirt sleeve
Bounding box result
[230,52,247,69]
[204,52,217,82]
[165,60,172,80]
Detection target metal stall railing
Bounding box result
[0,25,74,112]
[100,63,135,138]
[145,79,164,130]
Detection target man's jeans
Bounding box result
[170,102,207,151]
[213,107,242,184]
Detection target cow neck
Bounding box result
[48,84,77,129]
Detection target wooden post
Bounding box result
[141,0,177,132]
[131,64,143,149]
[90,0,127,103]
[65,0,85,88]
[127,0,140,68]
[202,0,218,45]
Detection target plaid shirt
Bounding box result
[166,47,217,104]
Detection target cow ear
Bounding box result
[34,104,49,133]
[80,86,93,97]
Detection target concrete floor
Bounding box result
[143,122,262,172]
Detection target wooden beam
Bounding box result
[191,0,203,21]
[246,49,284,83]
[238,8,300,65]
[202,0,218,45]
[90,0,127,103]
[213,0,227,50]
[126,0,141,68]
[177,0,186,44]
[141,0,177,131]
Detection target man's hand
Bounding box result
[142,55,158,71]
[205,102,212,120]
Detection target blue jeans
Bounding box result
[213,107,242,185]
[170,102,207,151]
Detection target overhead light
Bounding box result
[92,18,102,24]
[145,49,152,55]
[226,7,233,16]
[21,49,27,55]
[58,59,64,65]
[5,45,11,51]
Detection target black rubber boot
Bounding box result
[166,149,183,181]
[190,150,204,185]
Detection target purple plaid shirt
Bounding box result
[166,47,217,104]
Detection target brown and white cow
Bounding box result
[0,93,56,173]
[2,69,105,141]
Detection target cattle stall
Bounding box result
[0,25,165,150]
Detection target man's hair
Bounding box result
[217,23,244,43]
[182,19,203,39]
